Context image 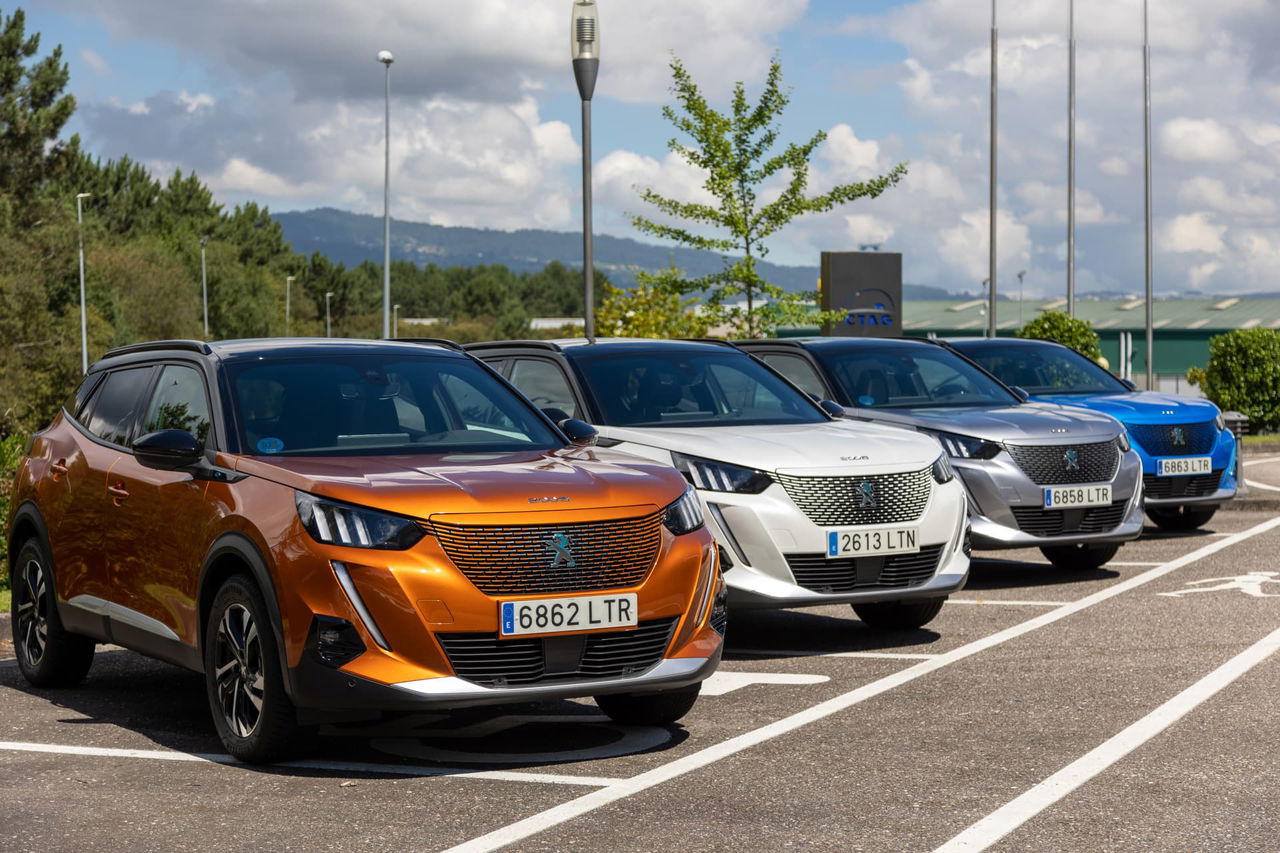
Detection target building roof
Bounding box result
[900,298,1280,333]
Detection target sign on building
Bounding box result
[819,251,903,338]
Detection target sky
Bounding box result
[26,0,1280,298]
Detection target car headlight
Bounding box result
[1215,412,1226,432]
[1116,431,1131,453]
[296,491,425,550]
[663,485,705,535]
[931,454,956,484]
[923,430,1002,460]
[672,453,773,493]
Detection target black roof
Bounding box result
[944,337,1068,350]
[736,336,942,351]
[465,338,738,357]
[96,337,466,370]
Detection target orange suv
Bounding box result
[7,338,724,762]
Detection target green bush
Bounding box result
[0,432,27,590]
[1187,329,1280,432]
[1017,311,1102,361]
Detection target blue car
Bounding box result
[949,337,1237,531]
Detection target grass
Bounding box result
[1242,434,1280,446]
[0,588,9,612]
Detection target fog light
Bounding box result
[309,615,366,668]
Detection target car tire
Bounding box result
[1040,543,1120,570]
[1147,505,1218,531]
[851,596,946,630]
[11,538,95,688]
[594,683,701,726]
[203,574,299,763]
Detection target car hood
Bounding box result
[1029,391,1221,425]
[845,402,1123,444]
[232,446,687,519]
[596,420,943,475]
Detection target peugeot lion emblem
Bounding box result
[857,481,878,509]
[1172,427,1187,447]
[1063,449,1081,472]
[545,533,576,569]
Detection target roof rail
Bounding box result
[103,340,213,358]
[731,338,805,347]
[392,337,465,352]
[676,337,737,347]
[463,340,564,352]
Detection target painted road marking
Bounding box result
[441,515,1280,853]
[947,599,1069,607]
[1244,479,1280,492]
[0,741,620,786]
[934,625,1280,852]
[1158,571,1280,598]
[1242,456,1280,467]
[700,672,830,696]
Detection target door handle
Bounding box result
[50,459,69,478]
[107,482,130,504]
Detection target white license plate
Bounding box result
[1043,484,1112,508]
[499,593,637,637]
[1157,456,1212,477]
[827,527,920,558]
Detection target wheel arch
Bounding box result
[7,502,55,596]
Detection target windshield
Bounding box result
[810,342,1020,409]
[228,354,563,456]
[955,342,1129,395]
[571,349,827,428]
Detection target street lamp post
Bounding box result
[325,291,335,338]
[988,0,998,339]
[200,236,210,338]
[378,49,394,340]
[571,0,600,343]
[1142,0,1154,390]
[393,303,401,338]
[76,192,91,373]
[285,275,295,336]
[1066,0,1077,317]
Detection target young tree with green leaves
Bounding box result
[631,55,906,338]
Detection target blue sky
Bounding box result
[26,1,1280,297]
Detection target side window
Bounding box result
[142,365,213,448]
[63,373,104,423]
[437,373,520,433]
[762,354,827,400]
[708,362,786,414]
[508,359,578,419]
[83,366,156,446]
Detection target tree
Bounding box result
[1187,329,1280,432]
[1017,310,1102,362]
[632,55,906,338]
[597,261,709,338]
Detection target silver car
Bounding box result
[736,337,1144,570]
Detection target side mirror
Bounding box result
[819,400,846,418]
[132,430,202,471]
[1118,378,1137,392]
[560,418,598,446]
[541,407,572,424]
[1010,386,1030,403]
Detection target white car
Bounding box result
[464,339,970,630]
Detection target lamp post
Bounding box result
[76,192,91,373]
[378,49,394,340]
[987,0,998,339]
[325,291,335,338]
[200,236,210,338]
[393,303,401,338]
[571,0,599,343]
[1066,0,1076,317]
[1142,0,1154,390]
[285,275,295,336]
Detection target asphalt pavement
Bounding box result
[3,511,1279,852]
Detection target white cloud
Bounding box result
[79,48,110,75]
[1178,177,1276,217]
[1099,156,1130,177]
[1160,118,1240,163]
[938,209,1031,283]
[1160,212,1227,254]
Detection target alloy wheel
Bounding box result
[16,557,49,667]
[213,603,265,738]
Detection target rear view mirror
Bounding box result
[132,430,202,471]
[560,418,598,446]
[819,400,845,418]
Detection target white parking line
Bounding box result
[442,515,1280,853]
[0,741,620,787]
[1242,455,1280,467]
[934,624,1280,852]
[1245,479,1280,492]
[947,599,1070,607]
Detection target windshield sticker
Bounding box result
[857,395,876,406]
[256,437,285,454]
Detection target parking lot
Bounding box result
[3,507,1279,852]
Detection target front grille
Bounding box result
[436,618,677,687]
[774,467,933,527]
[1144,472,1223,500]
[785,545,944,594]
[1011,500,1128,537]
[1128,422,1218,456]
[432,511,662,596]
[1006,441,1120,485]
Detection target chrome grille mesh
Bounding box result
[431,511,662,596]
[774,467,933,527]
[784,545,944,594]
[1006,441,1120,485]
[1128,422,1218,456]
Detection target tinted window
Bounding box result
[956,342,1128,395]
[84,367,156,446]
[142,365,212,447]
[509,359,578,418]
[63,373,103,422]
[762,354,828,399]
[228,354,562,456]
[571,349,826,428]
[810,343,1018,409]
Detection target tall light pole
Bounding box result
[285,275,295,336]
[1143,0,1154,390]
[76,192,91,373]
[571,0,600,343]
[325,291,335,338]
[988,0,999,339]
[393,303,401,338]
[200,236,210,338]
[378,49,394,340]
[1066,0,1077,317]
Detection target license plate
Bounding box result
[827,527,920,558]
[1157,456,1212,477]
[1043,484,1112,508]
[499,593,637,637]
